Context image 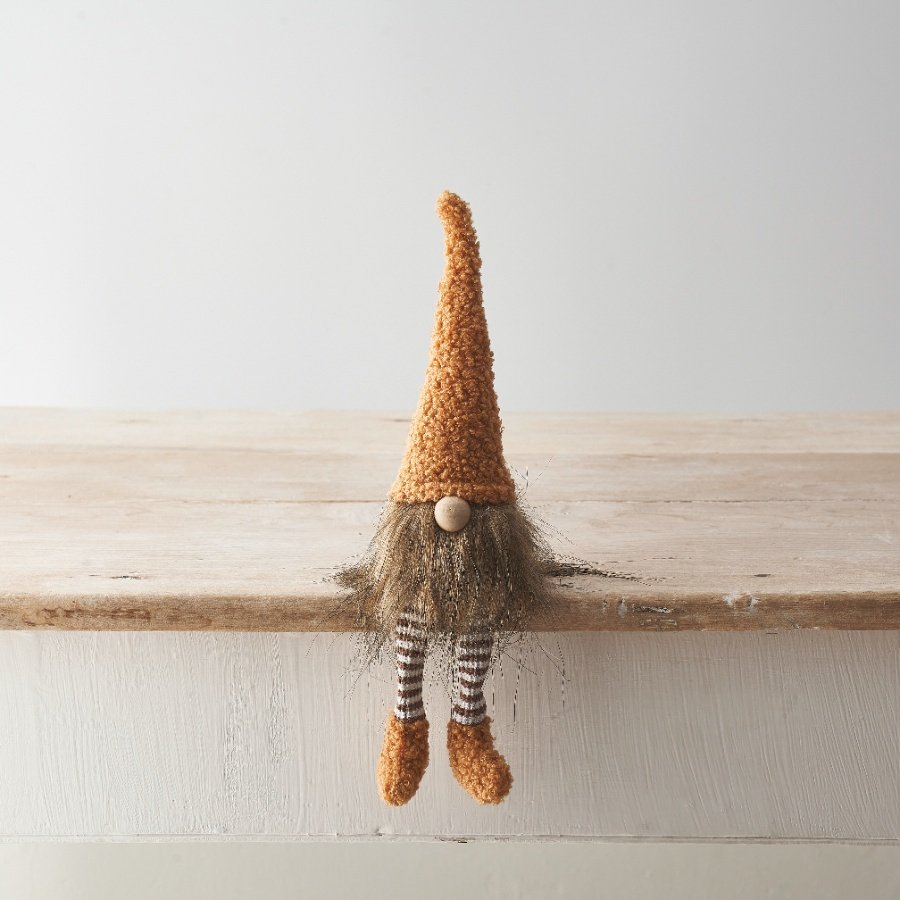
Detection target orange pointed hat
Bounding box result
[389,191,516,505]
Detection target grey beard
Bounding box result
[334,498,560,663]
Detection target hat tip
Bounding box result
[436,190,469,216]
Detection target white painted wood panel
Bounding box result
[0,631,896,840]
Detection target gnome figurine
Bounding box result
[336,191,557,806]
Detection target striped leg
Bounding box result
[450,626,493,725]
[447,624,512,803]
[394,610,426,721]
[377,609,429,806]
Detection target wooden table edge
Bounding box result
[1,588,897,632]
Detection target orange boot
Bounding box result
[377,714,430,806]
[447,716,512,804]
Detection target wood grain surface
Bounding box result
[1,409,899,631]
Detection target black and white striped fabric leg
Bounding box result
[451,625,493,726]
[393,610,427,722]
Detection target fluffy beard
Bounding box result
[334,498,561,665]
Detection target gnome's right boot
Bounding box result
[377,713,430,806]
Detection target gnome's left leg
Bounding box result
[446,625,513,804]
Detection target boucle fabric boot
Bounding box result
[377,714,430,806]
[446,717,512,804]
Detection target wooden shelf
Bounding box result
[1,408,898,631]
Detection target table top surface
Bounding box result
[1,408,898,631]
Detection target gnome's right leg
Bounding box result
[376,609,430,806]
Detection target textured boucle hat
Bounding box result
[389,191,516,505]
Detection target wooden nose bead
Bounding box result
[434,496,472,533]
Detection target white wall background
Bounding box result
[2,0,899,413]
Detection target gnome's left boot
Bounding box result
[446,629,513,804]
[447,716,512,804]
